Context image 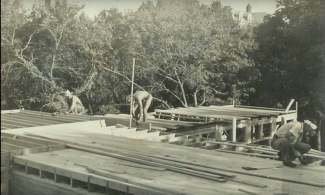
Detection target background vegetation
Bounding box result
[1,0,324,149]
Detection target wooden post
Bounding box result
[232,118,236,142]
[215,126,222,140]
[129,58,135,128]
[244,122,252,143]
[256,118,264,139]
[295,101,298,121]
[270,117,277,137]
[281,117,287,126]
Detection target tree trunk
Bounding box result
[179,82,188,107]
[194,90,198,107]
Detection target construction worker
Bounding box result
[270,120,317,168]
[64,90,84,115]
[127,91,153,124]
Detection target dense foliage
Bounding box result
[1,0,324,130]
[1,0,256,114]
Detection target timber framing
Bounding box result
[1,106,325,195]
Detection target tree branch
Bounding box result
[20,32,36,56]
[174,69,188,107]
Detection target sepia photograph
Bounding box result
[1,0,324,195]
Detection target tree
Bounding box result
[131,0,256,107]
[252,0,325,149]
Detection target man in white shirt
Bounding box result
[270,120,317,168]
[64,90,85,115]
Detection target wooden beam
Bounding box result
[231,118,237,142]
[243,123,252,143]
[169,137,203,145]
[1,123,25,129]
[129,131,161,139]
[270,118,277,137]
[105,118,151,130]
[1,142,27,151]
[1,109,21,114]
[144,133,177,142]
[285,99,295,113]
[1,115,59,126]
[1,137,44,148]
[1,133,61,146]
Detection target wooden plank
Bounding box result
[244,123,252,143]
[2,114,64,126]
[117,130,149,137]
[130,131,161,139]
[1,109,21,114]
[1,118,38,127]
[270,118,277,137]
[285,99,295,113]
[1,123,25,129]
[1,142,27,151]
[18,112,86,123]
[232,118,237,142]
[179,127,218,136]
[1,133,61,146]
[169,137,203,145]
[105,118,151,130]
[234,105,287,112]
[104,114,196,126]
[155,110,250,120]
[144,133,178,142]
[1,137,44,148]
[155,107,280,117]
[215,149,278,159]
[1,115,55,126]
[20,109,92,120]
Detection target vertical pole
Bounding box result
[129,58,135,128]
[295,101,298,121]
[232,118,237,142]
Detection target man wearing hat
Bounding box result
[64,90,85,115]
[270,120,317,167]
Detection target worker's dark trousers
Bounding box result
[270,136,311,163]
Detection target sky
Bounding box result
[23,0,277,18]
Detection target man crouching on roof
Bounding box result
[64,90,85,115]
[270,120,317,168]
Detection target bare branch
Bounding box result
[96,60,171,108]
[199,92,207,106]
[1,37,12,45]
[212,88,227,95]
[158,83,186,107]
[174,69,188,107]
[20,32,36,55]
[156,71,178,83]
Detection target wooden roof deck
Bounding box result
[2,112,324,195]
[5,127,324,195]
[1,110,97,130]
[154,105,297,121]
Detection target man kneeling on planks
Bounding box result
[64,90,85,115]
[270,120,317,168]
[127,91,153,125]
